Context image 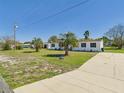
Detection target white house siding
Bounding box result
[72,40,103,52]
[47,43,60,50]
[47,43,51,49]
[46,40,103,52]
[23,44,31,48]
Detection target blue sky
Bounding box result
[0,0,124,42]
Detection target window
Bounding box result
[51,44,55,47]
[90,43,96,48]
[81,43,86,47]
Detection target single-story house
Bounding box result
[73,40,103,52]
[44,43,61,50]
[23,44,31,48]
[44,42,65,50]
[44,40,104,52]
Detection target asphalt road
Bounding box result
[0,76,14,93]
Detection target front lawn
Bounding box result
[0,49,96,89]
[105,47,124,53]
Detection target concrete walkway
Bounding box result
[14,53,124,93]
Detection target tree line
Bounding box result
[0,31,89,56]
[105,24,124,49]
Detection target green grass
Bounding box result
[0,49,96,89]
[105,47,124,53]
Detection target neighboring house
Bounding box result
[23,44,31,48]
[43,42,48,48]
[73,40,103,52]
[47,43,60,50]
[43,42,64,50]
[43,42,52,49]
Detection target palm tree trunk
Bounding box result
[65,45,69,56]
[36,47,39,52]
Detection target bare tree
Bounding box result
[105,24,124,49]
[1,36,13,50]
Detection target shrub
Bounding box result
[2,43,11,50]
[16,45,23,50]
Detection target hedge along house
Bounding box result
[72,40,104,52]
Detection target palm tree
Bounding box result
[84,30,90,40]
[60,32,77,56]
[32,37,43,52]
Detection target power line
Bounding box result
[21,0,78,23]
[23,0,90,28]
[15,0,43,23]
[16,0,74,24]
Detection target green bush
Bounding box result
[2,43,11,50]
[16,45,23,50]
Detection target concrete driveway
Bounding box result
[14,53,124,93]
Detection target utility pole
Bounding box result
[13,24,18,50]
